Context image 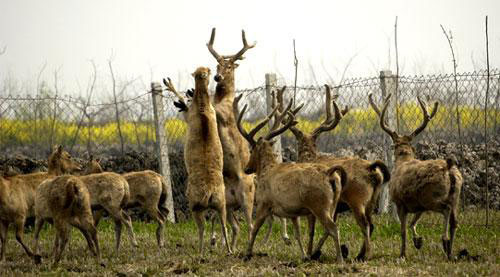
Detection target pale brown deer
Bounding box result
[83,157,169,247]
[165,67,232,254]
[33,160,138,252]
[369,93,463,260]
[34,175,102,266]
[205,28,284,248]
[236,98,346,262]
[0,145,80,264]
[282,85,390,261]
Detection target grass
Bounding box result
[0,210,498,276]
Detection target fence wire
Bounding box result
[1,70,499,221]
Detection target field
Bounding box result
[0,210,498,276]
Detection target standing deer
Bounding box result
[34,175,101,266]
[83,157,169,248]
[206,27,289,247]
[369,93,463,260]
[236,98,346,262]
[283,85,390,261]
[165,67,232,254]
[0,145,80,264]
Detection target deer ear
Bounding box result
[269,140,276,146]
[191,72,196,78]
[56,145,63,154]
[234,63,240,68]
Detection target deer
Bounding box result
[33,159,138,253]
[165,67,232,254]
[369,93,463,260]
[83,157,169,248]
[236,96,347,262]
[0,145,81,264]
[206,27,289,248]
[34,175,102,266]
[280,85,390,261]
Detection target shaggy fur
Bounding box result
[0,145,80,264]
[286,85,390,261]
[34,175,101,266]
[370,93,463,260]
[167,67,231,254]
[236,99,345,262]
[84,158,169,247]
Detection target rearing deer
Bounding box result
[369,93,463,260]
[236,98,346,262]
[206,28,289,247]
[283,85,390,261]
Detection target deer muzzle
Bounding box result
[214,74,223,82]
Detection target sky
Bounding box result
[0,0,499,95]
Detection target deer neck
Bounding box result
[47,167,63,176]
[194,82,210,111]
[214,74,235,103]
[394,150,416,165]
[256,148,279,176]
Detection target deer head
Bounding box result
[83,155,104,175]
[47,145,82,175]
[207,28,255,83]
[236,94,302,174]
[285,85,349,162]
[369,93,439,162]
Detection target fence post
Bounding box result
[265,73,282,162]
[151,82,175,223]
[378,70,396,215]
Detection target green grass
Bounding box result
[0,210,498,276]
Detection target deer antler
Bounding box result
[237,104,279,147]
[206,28,222,62]
[369,93,398,140]
[409,96,439,139]
[310,85,348,138]
[207,28,256,63]
[163,78,188,112]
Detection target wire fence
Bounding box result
[1,70,499,223]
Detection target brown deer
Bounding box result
[33,160,138,252]
[83,157,169,247]
[283,85,390,261]
[236,98,346,262]
[369,93,463,260]
[34,175,102,266]
[165,67,232,254]
[205,28,282,248]
[0,145,80,264]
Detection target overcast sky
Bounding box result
[0,0,499,95]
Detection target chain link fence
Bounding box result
[1,70,499,223]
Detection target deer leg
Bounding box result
[366,213,375,238]
[33,218,46,256]
[193,210,206,254]
[14,217,41,264]
[262,216,274,244]
[312,210,343,263]
[352,206,370,261]
[240,188,254,242]
[306,214,316,257]
[0,221,8,262]
[147,206,165,248]
[448,209,457,261]
[441,209,451,258]
[93,209,104,228]
[209,212,218,247]
[53,223,70,266]
[409,212,423,250]
[280,217,291,245]
[226,209,239,251]
[291,217,306,260]
[245,206,270,259]
[397,206,408,259]
[216,203,232,254]
[109,206,138,250]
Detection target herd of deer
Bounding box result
[0,28,463,267]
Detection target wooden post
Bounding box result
[151,82,175,223]
[378,70,396,215]
[265,73,282,162]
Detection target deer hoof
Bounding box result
[243,254,253,262]
[210,237,216,247]
[310,250,322,260]
[442,238,451,255]
[413,237,423,249]
[33,254,42,265]
[341,244,349,259]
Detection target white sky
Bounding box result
[0,0,499,95]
